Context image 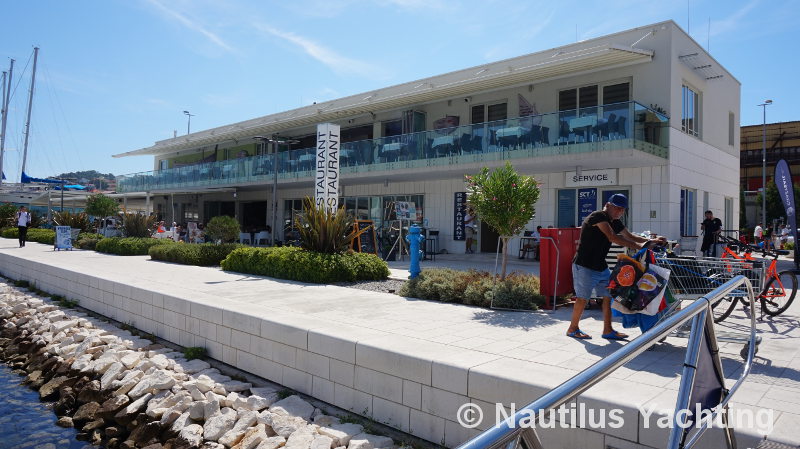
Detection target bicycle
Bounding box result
[709,234,797,322]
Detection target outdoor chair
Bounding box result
[254,231,271,246]
[238,232,252,245]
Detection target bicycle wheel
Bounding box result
[761,270,798,316]
[710,296,738,323]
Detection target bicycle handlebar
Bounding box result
[715,234,787,259]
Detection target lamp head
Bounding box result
[183,110,189,115]
[765,100,773,105]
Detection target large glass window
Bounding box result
[681,188,697,236]
[602,83,630,104]
[383,119,402,137]
[682,84,700,137]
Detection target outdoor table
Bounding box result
[569,115,599,142]
[298,153,314,170]
[496,126,526,138]
[381,142,403,161]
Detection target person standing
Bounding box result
[464,207,477,254]
[754,223,764,248]
[780,224,790,249]
[700,210,723,257]
[15,206,31,247]
[566,194,665,340]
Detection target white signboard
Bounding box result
[54,226,73,250]
[565,169,618,187]
[315,123,340,213]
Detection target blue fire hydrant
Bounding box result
[406,225,426,279]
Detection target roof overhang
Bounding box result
[115,44,653,159]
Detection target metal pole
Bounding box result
[760,100,772,227]
[0,59,13,186]
[187,114,191,134]
[60,184,64,212]
[21,47,39,177]
[272,139,278,246]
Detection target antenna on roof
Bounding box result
[687,0,690,34]
[707,17,711,51]
[575,24,578,42]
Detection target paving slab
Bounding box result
[0,241,798,447]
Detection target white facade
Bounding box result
[116,20,741,254]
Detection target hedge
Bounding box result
[95,237,175,256]
[149,243,243,266]
[399,268,546,310]
[1,227,56,245]
[221,246,389,283]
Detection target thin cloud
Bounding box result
[253,23,385,78]
[144,0,236,53]
[710,0,759,36]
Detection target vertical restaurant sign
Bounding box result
[774,159,798,267]
[577,188,597,225]
[454,192,466,241]
[316,123,340,213]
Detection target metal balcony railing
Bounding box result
[117,101,669,193]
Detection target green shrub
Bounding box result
[205,216,240,243]
[75,237,101,250]
[183,347,207,360]
[785,241,795,250]
[77,232,104,241]
[1,227,56,245]
[96,237,175,255]
[295,197,365,254]
[400,268,544,310]
[120,212,156,238]
[149,243,242,266]
[0,204,18,228]
[221,246,389,283]
[53,210,93,232]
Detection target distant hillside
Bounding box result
[51,170,116,190]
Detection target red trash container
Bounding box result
[539,227,582,308]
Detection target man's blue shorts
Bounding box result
[572,263,611,299]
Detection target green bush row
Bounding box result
[399,268,546,310]
[221,246,389,283]
[95,237,175,256]
[1,227,56,245]
[149,243,243,266]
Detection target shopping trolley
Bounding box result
[654,254,764,359]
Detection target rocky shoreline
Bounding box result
[0,281,402,449]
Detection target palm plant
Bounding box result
[294,197,366,254]
[53,211,94,232]
[120,212,156,238]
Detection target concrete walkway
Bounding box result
[0,240,798,448]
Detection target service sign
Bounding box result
[565,169,617,187]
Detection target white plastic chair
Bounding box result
[254,231,271,246]
[239,232,252,245]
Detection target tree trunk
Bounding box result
[500,236,510,280]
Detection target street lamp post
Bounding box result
[253,135,299,246]
[759,100,773,227]
[183,110,195,135]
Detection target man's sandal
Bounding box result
[567,329,592,339]
[601,330,629,340]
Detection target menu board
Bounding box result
[54,226,73,250]
[353,220,378,255]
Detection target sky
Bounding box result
[0,0,797,180]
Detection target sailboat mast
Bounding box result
[21,46,39,178]
[0,58,14,185]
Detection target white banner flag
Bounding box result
[316,123,340,213]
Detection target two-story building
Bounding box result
[114,20,740,254]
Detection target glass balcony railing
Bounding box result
[117,101,668,193]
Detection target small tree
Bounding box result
[85,193,119,220]
[466,162,540,279]
[294,197,366,254]
[120,212,156,237]
[205,216,240,243]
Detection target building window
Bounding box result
[729,112,735,146]
[682,84,700,137]
[602,83,630,104]
[680,188,697,236]
[159,159,169,170]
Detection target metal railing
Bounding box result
[116,101,669,193]
[456,275,758,449]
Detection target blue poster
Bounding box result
[54,226,73,250]
[577,188,597,225]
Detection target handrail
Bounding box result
[456,274,757,449]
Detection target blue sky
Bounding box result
[0,0,797,180]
